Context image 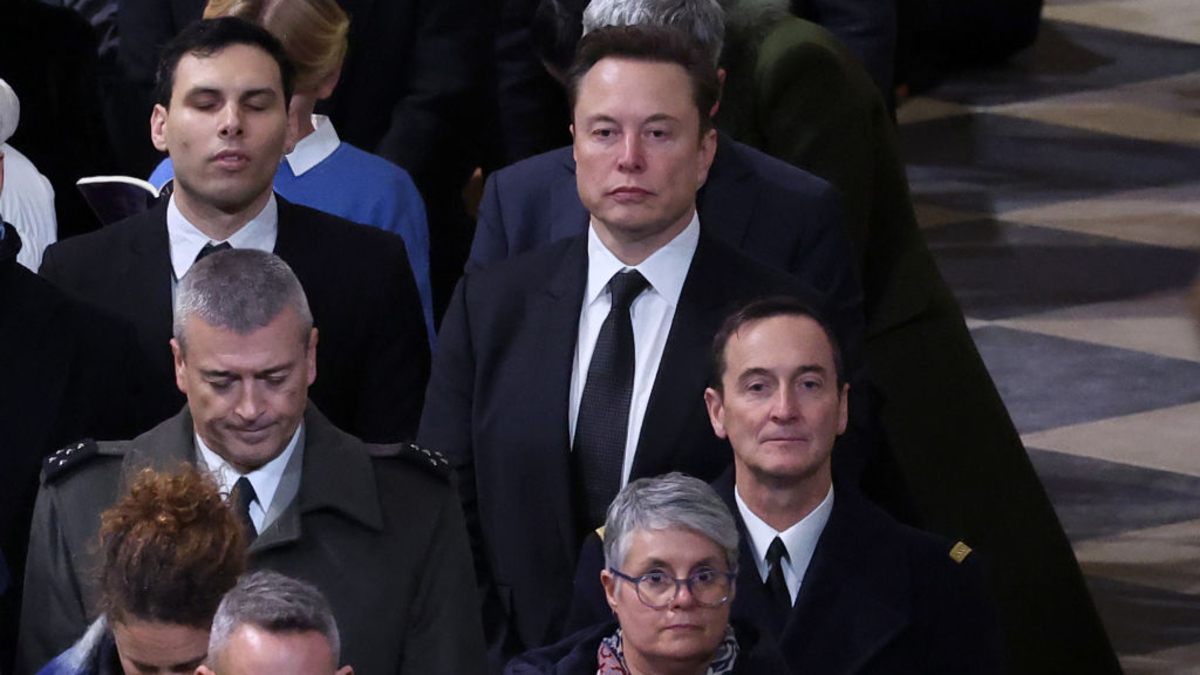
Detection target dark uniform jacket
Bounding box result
[419,230,826,667]
[567,470,1004,674]
[39,196,429,444]
[16,405,487,675]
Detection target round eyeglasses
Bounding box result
[609,567,735,609]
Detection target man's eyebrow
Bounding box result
[644,113,680,124]
[199,368,234,379]
[240,87,279,100]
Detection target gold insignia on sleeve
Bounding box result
[949,541,973,563]
[595,526,606,541]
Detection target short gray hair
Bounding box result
[603,472,739,573]
[173,248,312,350]
[582,0,726,67]
[208,570,341,667]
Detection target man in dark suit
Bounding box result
[566,296,1002,672]
[419,26,836,668]
[39,18,429,443]
[17,248,487,675]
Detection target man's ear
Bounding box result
[284,103,301,155]
[150,104,170,153]
[704,387,728,439]
[171,337,188,395]
[195,665,215,675]
[836,383,850,435]
[712,68,727,118]
[570,123,577,162]
[306,327,319,386]
[696,128,718,186]
[335,667,354,675]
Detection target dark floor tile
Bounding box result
[924,219,1200,318]
[1086,575,1200,656]
[1027,448,1200,542]
[900,113,1200,214]
[968,326,1200,433]
[928,21,1200,106]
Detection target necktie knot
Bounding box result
[767,536,790,568]
[195,241,232,264]
[608,270,649,312]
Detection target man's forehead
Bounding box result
[172,44,283,95]
[577,57,692,100]
[728,316,835,366]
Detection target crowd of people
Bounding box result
[1,0,1113,674]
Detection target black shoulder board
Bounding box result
[42,439,101,483]
[369,442,452,477]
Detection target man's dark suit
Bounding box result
[0,228,144,673]
[38,197,429,443]
[467,135,863,374]
[566,469,1003,674]
[419,230,823,664]
[17,405,487,675]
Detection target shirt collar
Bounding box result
[194,422,302,517]
[285,115,340,176]
[167,192,279,281]
[584,211,700,307]
[735,483,835,572]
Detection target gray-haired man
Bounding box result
[200,570,351,675]
[18,249,486,675]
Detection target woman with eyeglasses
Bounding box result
[506,473,787,675]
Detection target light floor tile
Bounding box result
[999,183,1200,250]
[896,96,973,125]
[1077,519,1200,595]
[1045,0,1200,45]
[1120,643,1200,674]
[1021,402,1200,477]
[985,71,1200,144]
[994,290,1200,362]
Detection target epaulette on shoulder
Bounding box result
[369,442,452,478]
[42,439,102,484]
[948,541,973,564]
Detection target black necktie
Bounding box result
[573,270,650,528]
[765,537,792,620]
[232,476,258,544]
[195,241,232,264]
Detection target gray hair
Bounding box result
[581,0,726,67]
[603,472,739,573]
[173,248,312,350]
[208,570,341,667]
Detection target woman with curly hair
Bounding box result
[37,465,247,675]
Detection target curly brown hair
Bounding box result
[98,464,248,628]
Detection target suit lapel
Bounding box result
[527,236,590,559]
[549,150,590,243]
[786,491,911,674]
[126,202,175,380]
[696,135,755,251]
[630,233,727,478]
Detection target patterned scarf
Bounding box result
[596,625,740,675]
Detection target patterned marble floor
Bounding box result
[897,3,1200,672]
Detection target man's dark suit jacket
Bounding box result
[17,405,487,675]
[467,135,863,374]
[419,230,824,665]
[38,196,429,443]
[567,470,1003,674]
[0,231,144,673]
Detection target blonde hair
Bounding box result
[204,0,349,93]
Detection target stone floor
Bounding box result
[898,3,1200,672]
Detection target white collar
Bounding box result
[194,422,303,520]
[735,483,834,579]
[584,212,699,308]
[167,193,279,281]
[285,114,340,176]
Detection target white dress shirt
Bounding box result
[568,213,700,486]
[285,114,341,175]
[735,484,835,603]
[195,424,303,534]
[167,192,279,283]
